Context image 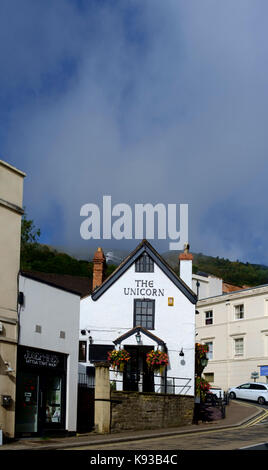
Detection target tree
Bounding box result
[21,209,41,250]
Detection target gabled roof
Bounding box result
[91,239,197,304]
[113,325,166,346]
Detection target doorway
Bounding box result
[15,346,67,436]
[15,370,66,435]
[123,346,154,392]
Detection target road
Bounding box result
[67,402,268,451]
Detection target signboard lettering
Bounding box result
[123,279,164,297]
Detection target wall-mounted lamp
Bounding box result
[179,348,184,357]
[89,336,93,345]
[135,331,142,344]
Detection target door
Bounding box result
[123,346,154,392]
[39,374,66,432]
[237,383,251,399]
[15,371,39,434]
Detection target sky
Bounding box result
[1,0,268,264]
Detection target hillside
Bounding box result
[20,243,268,289]
[162,251,268,288]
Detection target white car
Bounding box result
[228,382,268,405]
[208,386,225,399]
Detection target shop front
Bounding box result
[15,345,67,436]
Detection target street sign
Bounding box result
[260,366,268,376]
[251,371,259,381]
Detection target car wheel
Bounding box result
[258,396,266,405]
[229,392,236,399]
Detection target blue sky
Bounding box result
[1,0,268,264]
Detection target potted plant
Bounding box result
[107,349,130,372]
[146,349,169,374]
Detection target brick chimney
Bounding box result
[92,247,106,290]
[179,243,193,288]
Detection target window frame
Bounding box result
[133,298,155,330]
[135,253,154,273]
[205,310,213,325]
[79,340,87,362]
[234,304,244,320]
[234,337,244,357]
[205,341,213,360]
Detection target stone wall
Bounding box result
[111,391,194,433]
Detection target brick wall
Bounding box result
[111,391,194,433]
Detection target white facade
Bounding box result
[18,274,80,433]
[79,242,197,396]
[192,273,223,300]
[196,285,268,391]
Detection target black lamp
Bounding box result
[135,331,142,344]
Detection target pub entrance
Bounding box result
[123,345,154,392]
[15,346,67,436]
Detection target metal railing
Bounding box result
[109,369,193,395]
[78,369,193,395]
[78,372,95,388]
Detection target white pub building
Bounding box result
[79,240,197,396]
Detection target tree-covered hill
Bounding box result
[162,251,268,287]
[20,211,268,287]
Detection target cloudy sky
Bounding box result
[1,0,268,263]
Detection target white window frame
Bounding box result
[205,341,213,360]
[234,304,244,320]
[234,337,244,357]
[205,310,213,325]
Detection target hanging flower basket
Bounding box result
[107,349,130,372]
[146,350,169,374]
[195,376,210,401]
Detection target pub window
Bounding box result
[135,253,154,273]
[88,344,115,363]
[134,299,155,330]
[79,341,87,362]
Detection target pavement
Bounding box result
[0,400,265,451]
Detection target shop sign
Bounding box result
[23,349,60,369]
[123,279,164,297]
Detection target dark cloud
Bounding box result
[2,0,268,263]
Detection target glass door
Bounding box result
[15,371,39,434]
[39,375,65,431]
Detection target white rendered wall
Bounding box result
[19,275,80,432]
[196,286,268,390]
[80,262,195,396]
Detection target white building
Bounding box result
[79,240,197,396]
[192,272,223,300]
[16,272,81,436]
[196,284,268,391]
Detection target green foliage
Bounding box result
[20,210,117,279]
[176,252,268,287]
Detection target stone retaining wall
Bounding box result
[111,391,194,433]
